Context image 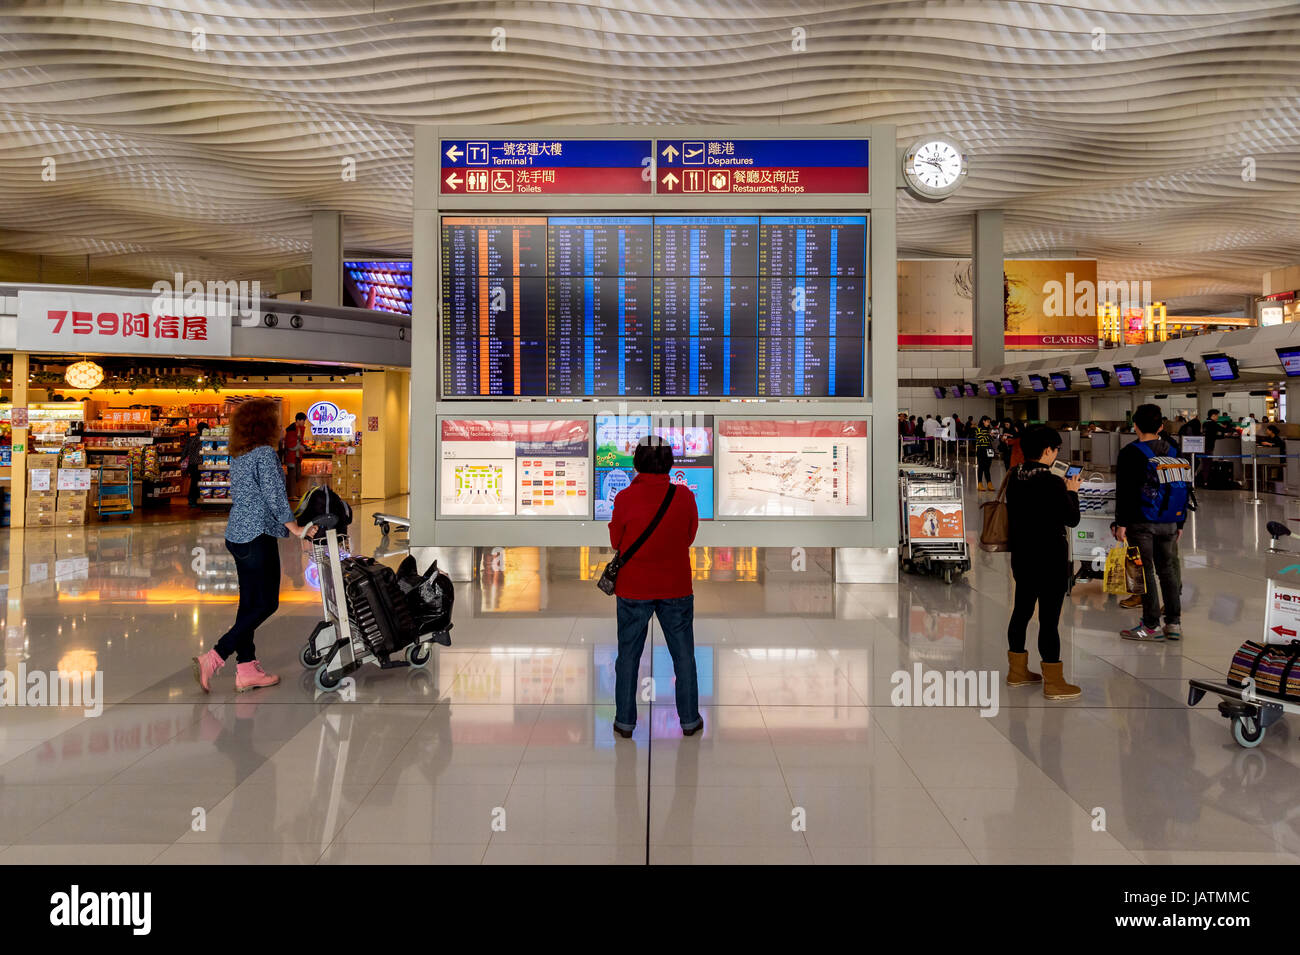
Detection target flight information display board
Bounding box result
[439,419,590,517]
[715,419,869,517]
[441,215,867,398]
[594,414,714,520]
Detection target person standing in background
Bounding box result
[281,411,309,500]
[923,414,940,460]
[184,421,208,508]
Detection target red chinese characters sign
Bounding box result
[16,291,233,357]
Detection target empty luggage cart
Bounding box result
[898,465,971,583]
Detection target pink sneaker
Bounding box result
[235,660,280,693]
[192,649,225,693]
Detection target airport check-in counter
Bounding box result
[1088,431,1121,471]
[1059,429,1079,464]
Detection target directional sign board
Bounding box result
[655,139,869,195]
[441,139,652,195]
[1265,578,1300,643]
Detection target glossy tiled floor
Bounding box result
[1,485,1297,865]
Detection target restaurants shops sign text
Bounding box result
[17,290,233,358]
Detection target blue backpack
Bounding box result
[1135,440,1194,523]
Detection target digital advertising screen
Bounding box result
[1203,354,1238,381]
[439,419,590,518]
[441,214,868,398]
[1027,374,1047,393]
[1164,358,1195,384]
[593,414,714,520]
[715,419,869,517]
[1113,364,1140,387]
[344,260,411,315]
[1277,347,1300,378]
[1085,367,1108,388]
[1049,373,1070,392]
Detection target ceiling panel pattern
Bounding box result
[0,0,1297,308]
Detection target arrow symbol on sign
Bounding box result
[661,144,679,162]
[444,172,462,190]
[445,144,463,162]
[1272,625,1297,638]
[661,171,679,190]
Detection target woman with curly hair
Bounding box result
[192,398,314,693]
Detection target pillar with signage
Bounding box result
[410,125,898,573]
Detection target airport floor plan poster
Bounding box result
[594,413,714,519]
[440,418,590,517]
[716,419,869,517]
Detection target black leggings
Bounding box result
[1007,555,1066,663]
[215,535,282,663]
[977,453,993,484]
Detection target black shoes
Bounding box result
[613,724,634,739]
[682,719,705,737]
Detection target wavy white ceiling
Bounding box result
[0,0,1297,312]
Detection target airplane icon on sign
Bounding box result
[682,142,705,164]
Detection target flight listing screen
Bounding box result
[440,214,868,398]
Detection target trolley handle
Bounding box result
[305,513,341,541]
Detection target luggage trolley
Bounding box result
[1068,476,1116,593]
[299,513,445,694]
[898,464,971,584]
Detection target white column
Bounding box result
[311,211,344,307]
[972,210,1005,368]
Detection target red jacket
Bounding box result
[608,472,698,599]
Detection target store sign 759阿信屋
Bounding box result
[307,401,357,439]
[16,291,233,357]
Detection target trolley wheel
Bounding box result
[942,567,953,585]
[300,644,323,668]
[314,664,342,693]
[380,521,391,535]
[408,642,432,668]
[1231,714,1265,748]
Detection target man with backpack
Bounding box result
[1116,403,1192,642]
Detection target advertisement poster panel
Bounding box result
[594,414,713,520]
[897,258,1099,350]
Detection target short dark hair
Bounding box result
[295,412,307,421]
[1133,404,1163,434]
[1207,408,1219,418]
[1021,424,1062,461]
[633,435,673,474]
[196,421,208,434]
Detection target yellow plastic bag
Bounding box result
[1103,545,1129,595]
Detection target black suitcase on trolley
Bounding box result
[341,556,416,661]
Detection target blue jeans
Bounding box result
[614,595,701,732]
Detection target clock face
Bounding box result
[904,138,967,199]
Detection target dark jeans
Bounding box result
[977,451,993,484]
[614,595,701,732]
[1126,523,1181,628]
[1008,553,1067,663]
[187,466,201,506]
[215,535,282,663]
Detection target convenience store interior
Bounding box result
[0,357,402,526]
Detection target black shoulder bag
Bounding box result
[597,484,676,596]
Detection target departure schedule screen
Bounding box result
[441,214,867,398]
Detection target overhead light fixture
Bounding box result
[65,360,104,389]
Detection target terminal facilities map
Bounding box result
[716,419,868,517]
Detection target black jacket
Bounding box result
[1006,461,1080,560]
[1116,437,1185,529]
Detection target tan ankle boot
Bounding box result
[1041,662,1081,701]
[1006,651,1042,686]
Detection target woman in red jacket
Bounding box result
[609,435,702,739]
